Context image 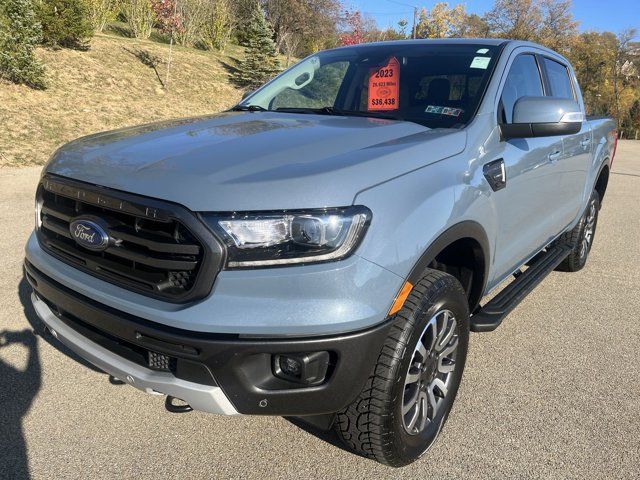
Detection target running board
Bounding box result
[470,244,571,333]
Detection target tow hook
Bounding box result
[165,395,193,413]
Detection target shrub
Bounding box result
[173,0,209,47]
[123,0,154,38]
[36,0,94,49]
[201,0,234,52]
[86,0,121,32]
[233,4,280,89]
[151,0,182,36]
[0,0,46,88]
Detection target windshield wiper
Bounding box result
[230,104,267,112]
[274,106,400,120]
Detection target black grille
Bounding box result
[36,175,224,302]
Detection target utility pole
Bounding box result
[412,6,418,39]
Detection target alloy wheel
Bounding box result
[580,199,597,259]
[402,310,459,435]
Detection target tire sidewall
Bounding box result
[573,191,600,269]
[390,277,470,463]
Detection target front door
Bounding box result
[487,53,564,285]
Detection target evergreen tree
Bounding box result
[233,4,280,89]
[36,0,94,49]
[0,0,46,88]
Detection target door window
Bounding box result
[500,55,544,123]
[542,58,574,99]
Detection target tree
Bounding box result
[538,0,578,54]
[458,13,491,38]
[397,19,408,38]
[36,0,94,49]
[484,0,542,41]
[86,0,121,32]
[339,9,365,46]
[0,0,46,88]
[233,4,280,89]
[415,2,467,39]
[265,0,341,57]
[123,0,154,39]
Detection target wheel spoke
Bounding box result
[405,396,420,431]
[427,384,438,418]
[436,318,456,352]
[431,377,448,398]
[416,338,428,360]
[417,392,429,432]
[403,386,419,414]
[439,337,458,360]
[435,311,449,346]
[438,357,455,374]
[404,368,421,386]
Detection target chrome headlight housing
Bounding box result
[202,206,371,268]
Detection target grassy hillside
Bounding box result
[0,33,245,167]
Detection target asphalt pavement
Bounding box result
[0,142,638,479]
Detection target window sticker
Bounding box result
[368,57,400,111]
[476,48,489,54]
[425,105,463,117]
[470,56,491,69]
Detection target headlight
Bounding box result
[202,206,371,268]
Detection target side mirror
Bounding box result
[501,96,583,140]
[241,90,254,100]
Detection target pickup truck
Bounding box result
[25,39,616,466]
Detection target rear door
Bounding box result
[487,52,565,285]
[540,56,591,227]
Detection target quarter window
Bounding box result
[543,58,574,99]
[500,54,543,123]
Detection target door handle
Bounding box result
[580,138,590,148]
[548,150,561,162]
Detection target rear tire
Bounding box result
[334,269,469,467]
[557,190,600,272]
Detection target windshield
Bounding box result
[238,43,500,129]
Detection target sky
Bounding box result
[348,0,640,34]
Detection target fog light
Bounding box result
[279,356,303,378]
[273,351,330,385]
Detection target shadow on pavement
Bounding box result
[284,417,359,456]
[0,327,40,480]
[18,274,102,373]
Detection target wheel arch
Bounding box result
[594,161,610,204]
[406,221,490,313]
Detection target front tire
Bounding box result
[334,270,469,467]
[557,190,600,272]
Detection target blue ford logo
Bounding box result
[69,218,110,251]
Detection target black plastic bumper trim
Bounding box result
[25,260,392,416]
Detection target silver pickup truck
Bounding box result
[25,39,616,466]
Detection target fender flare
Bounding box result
[406,221,491,311]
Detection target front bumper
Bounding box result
[26,260,392,416]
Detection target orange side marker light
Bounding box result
[388,281,413,316]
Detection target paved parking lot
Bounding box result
[1,142,639,479]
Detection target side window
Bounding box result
[500,54,544,123]
[543,58,574,99]
[271,61,349,109]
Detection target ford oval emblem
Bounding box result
[69,218,110,251]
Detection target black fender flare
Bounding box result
[406,221,491,311]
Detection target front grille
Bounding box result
[36,175,224,302]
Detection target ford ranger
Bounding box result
[25,39,616,466]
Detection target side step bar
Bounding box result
[470,244,571,333]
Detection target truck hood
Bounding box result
[45,111,466,211]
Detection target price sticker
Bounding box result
[368,57,400,111]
